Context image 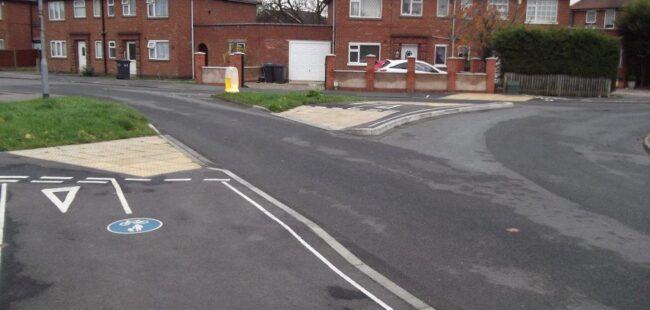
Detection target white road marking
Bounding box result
[86,178,132,214]
[220,181,393,310]
[203,178,231,182]
[42,186,80,214]
[164,178,191,182]
[77,180,109,184]
[40,176,74,180]
[211,167,435,310]
[0,180,20,183]
[0,183,7,271]
[0,176,28,179]
[31,180,64,184]
[124,178,152,182]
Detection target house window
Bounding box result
[526,0,557,24]
[107,0,115,16]
[0,39,4,50]
[95,41,103,59]
[348,43,380,65]
[488,0,508,19]
[73,0,86,18]
[0,2,3,20]
[457,45,469,59]
[350,0,381,18]
[122,0,135,16]
[48,1,65,20]
[604,9,616,29]
[401,0,422,16]
[50,40,67,58]
[228,41,246,53]
[93,0,101,17]
[108,41,116,58]
[434,45,447,66]
[147,0,168,17]
[586,10,596,24]
[148,40,169,60]
[461,0,472,11]
[437,0,448,17]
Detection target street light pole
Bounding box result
[37,0,50,98]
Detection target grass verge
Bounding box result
[0,96,156,151]
[215,91,363,112]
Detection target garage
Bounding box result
[288,41,331,82]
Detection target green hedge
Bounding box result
[493,27,620,80]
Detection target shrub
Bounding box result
[493,27,619,81]
[82,65,95,77]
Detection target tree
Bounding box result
[452,0,526,59]
[617,0,650,87]
[259,0,327,24]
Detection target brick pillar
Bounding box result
[406,56,416,93]
[447,57,463,92]
[194,52,206,84]
[365,54,376,91]
[485,57,497,94]
[325,54,336,90]
[228,52,244,88]
[470,57,483,73]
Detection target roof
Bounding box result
[571,0,627,10]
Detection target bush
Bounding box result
[82,65,95,77]
[493,27,619,81]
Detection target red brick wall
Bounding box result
[0,1,36,50]
[193,0,257,24]
[194,24,332,68]
[571,9,622,37]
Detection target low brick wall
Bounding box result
[415,73,448,92]
[456,73,487,92]
[333,70,366,89]
[375,72,407,91]
[202,67,228,85]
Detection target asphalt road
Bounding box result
[1,76,649,309]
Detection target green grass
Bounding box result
[0,96,156,151]
[215,91,363,112]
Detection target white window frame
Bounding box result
[108,40,116,59]
[604,9,616,29]
[73,0,86,18]
[437,0,448,17]
[0,39,4,50]
[434,44,447,66]
[122,0,135,16]
[107,0,115,16]
[147,0,168,18]
[488,0,508,19]
[349,0,382,19]
[228,41,246,53]
[50,40,67,58]
[0,2,4,20]
[95,41,103,59]
[48,1,65,21]
[526,0,558,24]
[401,0,422,17]
[93,0,101,17]
[585,10,596,24]
[148,40,170,60]
[347,42,381,66]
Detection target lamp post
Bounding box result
[37,0,50,98]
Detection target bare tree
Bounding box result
[259,0,327,24]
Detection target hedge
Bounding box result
[493,27,619,81]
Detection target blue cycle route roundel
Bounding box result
[107,218,163,234]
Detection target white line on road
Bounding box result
[86,178,132,214]
[124,178,152,182]
[40,176,74,180]
[0,176,29,179]
[0,180,20,183]
[0,183,7,271]
[77,180,109,184]
[203,178,231,182]
[31,180,64,184]
[164,178,191,182]
[220,181,393,310]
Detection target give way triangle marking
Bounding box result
[42,186,80,214]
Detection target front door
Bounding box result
[77,41,87,74]
[126,41,137,75]
[401,44,418,60]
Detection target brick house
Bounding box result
[43,0,259,77]
[0,0,39,50]
[327,0,570,70]
[570,0,627,86]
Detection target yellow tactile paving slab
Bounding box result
[442,93,533,102]
[277,106,398,130]
[8,136,202,177]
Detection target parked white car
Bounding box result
[376,59,447,74]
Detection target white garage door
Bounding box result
[288,41,331,82]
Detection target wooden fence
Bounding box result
[0,49,39,68]
[504,73,611,97]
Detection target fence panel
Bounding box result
[505,73,611,97]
